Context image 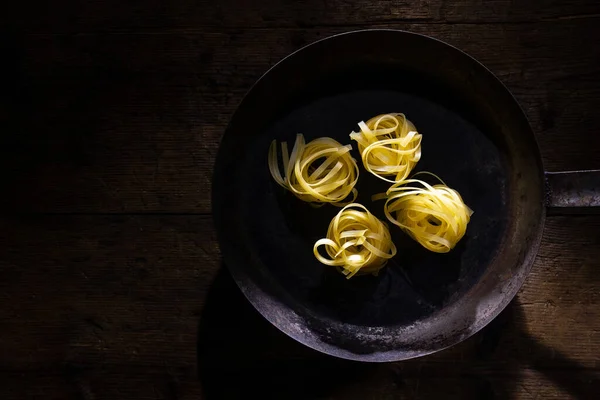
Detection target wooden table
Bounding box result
[1,1,599,398]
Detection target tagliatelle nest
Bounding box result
[350,113,422,183]
[374,173,473,253]
[313,203,397,278]
[268,134,359,205]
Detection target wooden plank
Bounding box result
[2,366,596,400]
[6,0,600,33]
[1,367,202,400]
[0,215,598,372]
[0,215,220,369]
[515,216,600,371]
[2,20,599,213]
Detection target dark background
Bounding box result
[1,0,599,399]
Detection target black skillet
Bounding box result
[212,30,599,362]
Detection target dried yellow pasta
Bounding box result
[374,173,473,253]
[314,203,397,278]
[268,134,359,205]
[350,113,422,183]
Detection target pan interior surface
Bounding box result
[243,85,506,323]
[213,31,544,360]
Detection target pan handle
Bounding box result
[545,170,600,214]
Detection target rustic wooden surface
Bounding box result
[1,0,600,399]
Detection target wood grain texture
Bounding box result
[1,215,598,398]
[2,19,600,213]
[0,215,218,369]
[2,0,600,399]
[6,0,600,33]
[1,367,596,400]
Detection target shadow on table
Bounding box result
[197,267,598,399]
[478,301,599,400]
[196,267,374,399]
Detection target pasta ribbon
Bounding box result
[268,134,359,205]
[350,113,422,183]
[314,203,397,278]
[374,173,473,253]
